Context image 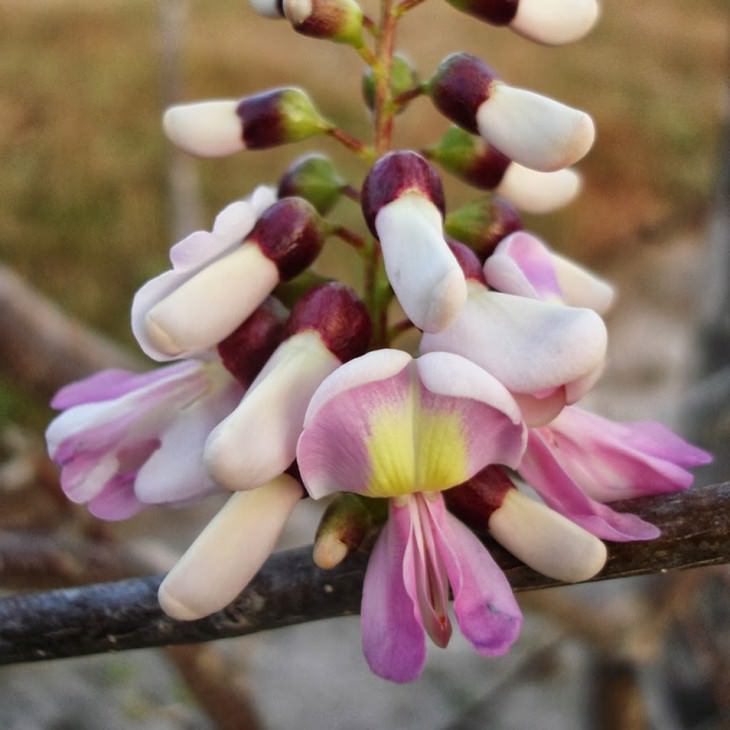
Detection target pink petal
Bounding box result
[520,431,660,541]
[297,361,411,499]
[361,503,426,683]
[402,497,452,649]
[87,473,146,521]
[545,408,711,502]
[484,232,562,300]
[303,349,412,426]
[297,352,525,501]
[427,495,522,655]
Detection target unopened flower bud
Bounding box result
[361,151,465,332]
[163,88,331,157]
[426,126,581,213]
[444,465,514,528]
[445,195,523,257]
[510,0,599,45]
[159,475,303,621]
[284,0,366,47]
[278,154,345,215]
[362,54,420,114]
[204,283,371,491]
[144,197,326,358]
[428,53,594,171]
[249,0,285,18]
[426,126,511,189]
[443,0,599,45]
[217,298,288,389]
[313,493,383,569]
[446,465,607,583]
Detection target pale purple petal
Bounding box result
[135,380,242,503]
[361,503,426,683]
[484,232,562,300]
[545,408,712,502]
[51,361,199,410]
[520,431,660,541]
[47,361,208,463]
[402,497,452,649]
[427,495,522,655]
[87,473,146,521]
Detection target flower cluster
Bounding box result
[46,0,710,683]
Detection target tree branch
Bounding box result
[0,482,727,666]
[0,264,142,399]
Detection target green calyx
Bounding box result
[445,195,523,256]
[362,54,420,114]
[278,88,332,142]
[424,126,481,176]
[278,154,345,215]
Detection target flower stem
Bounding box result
[331,225,367,251]
[325,127,374,161]
[372,0,398,156]
[394,0,426,16]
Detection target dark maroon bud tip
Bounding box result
[217,298,288,388]
[361,150,445,236]
[429,53,499,135]
[444,465,515,530]
[464,145,511,190]
[486,196,523,254]
[446,0,518,25]
[446,238,486,283]
[286,283,371,362]
[248,197,326,280]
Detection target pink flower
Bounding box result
[519,406,712,541]
[363,492,521,682]
[296,349,526,681]
[45,360,243,520]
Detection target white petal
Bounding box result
[416,351,522,425]
[284,0,313,24]
[303,349,412,426]
[134,379,240,503]
[420,284,607,396]
[249,0,284,17]
[375,194,466,333]
[163,101,244,158]
[488,489,606,582]
[496,164,581,214]
[158,475,302,620]
[204,331,340,491]
[552,253,615,314]
[144,243,279,358]
[510,0,600,46]
[477,85,595,172]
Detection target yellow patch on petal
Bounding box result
[364,381,469,498]
[415,407,468,494]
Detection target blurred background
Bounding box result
[0,0,728,728]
